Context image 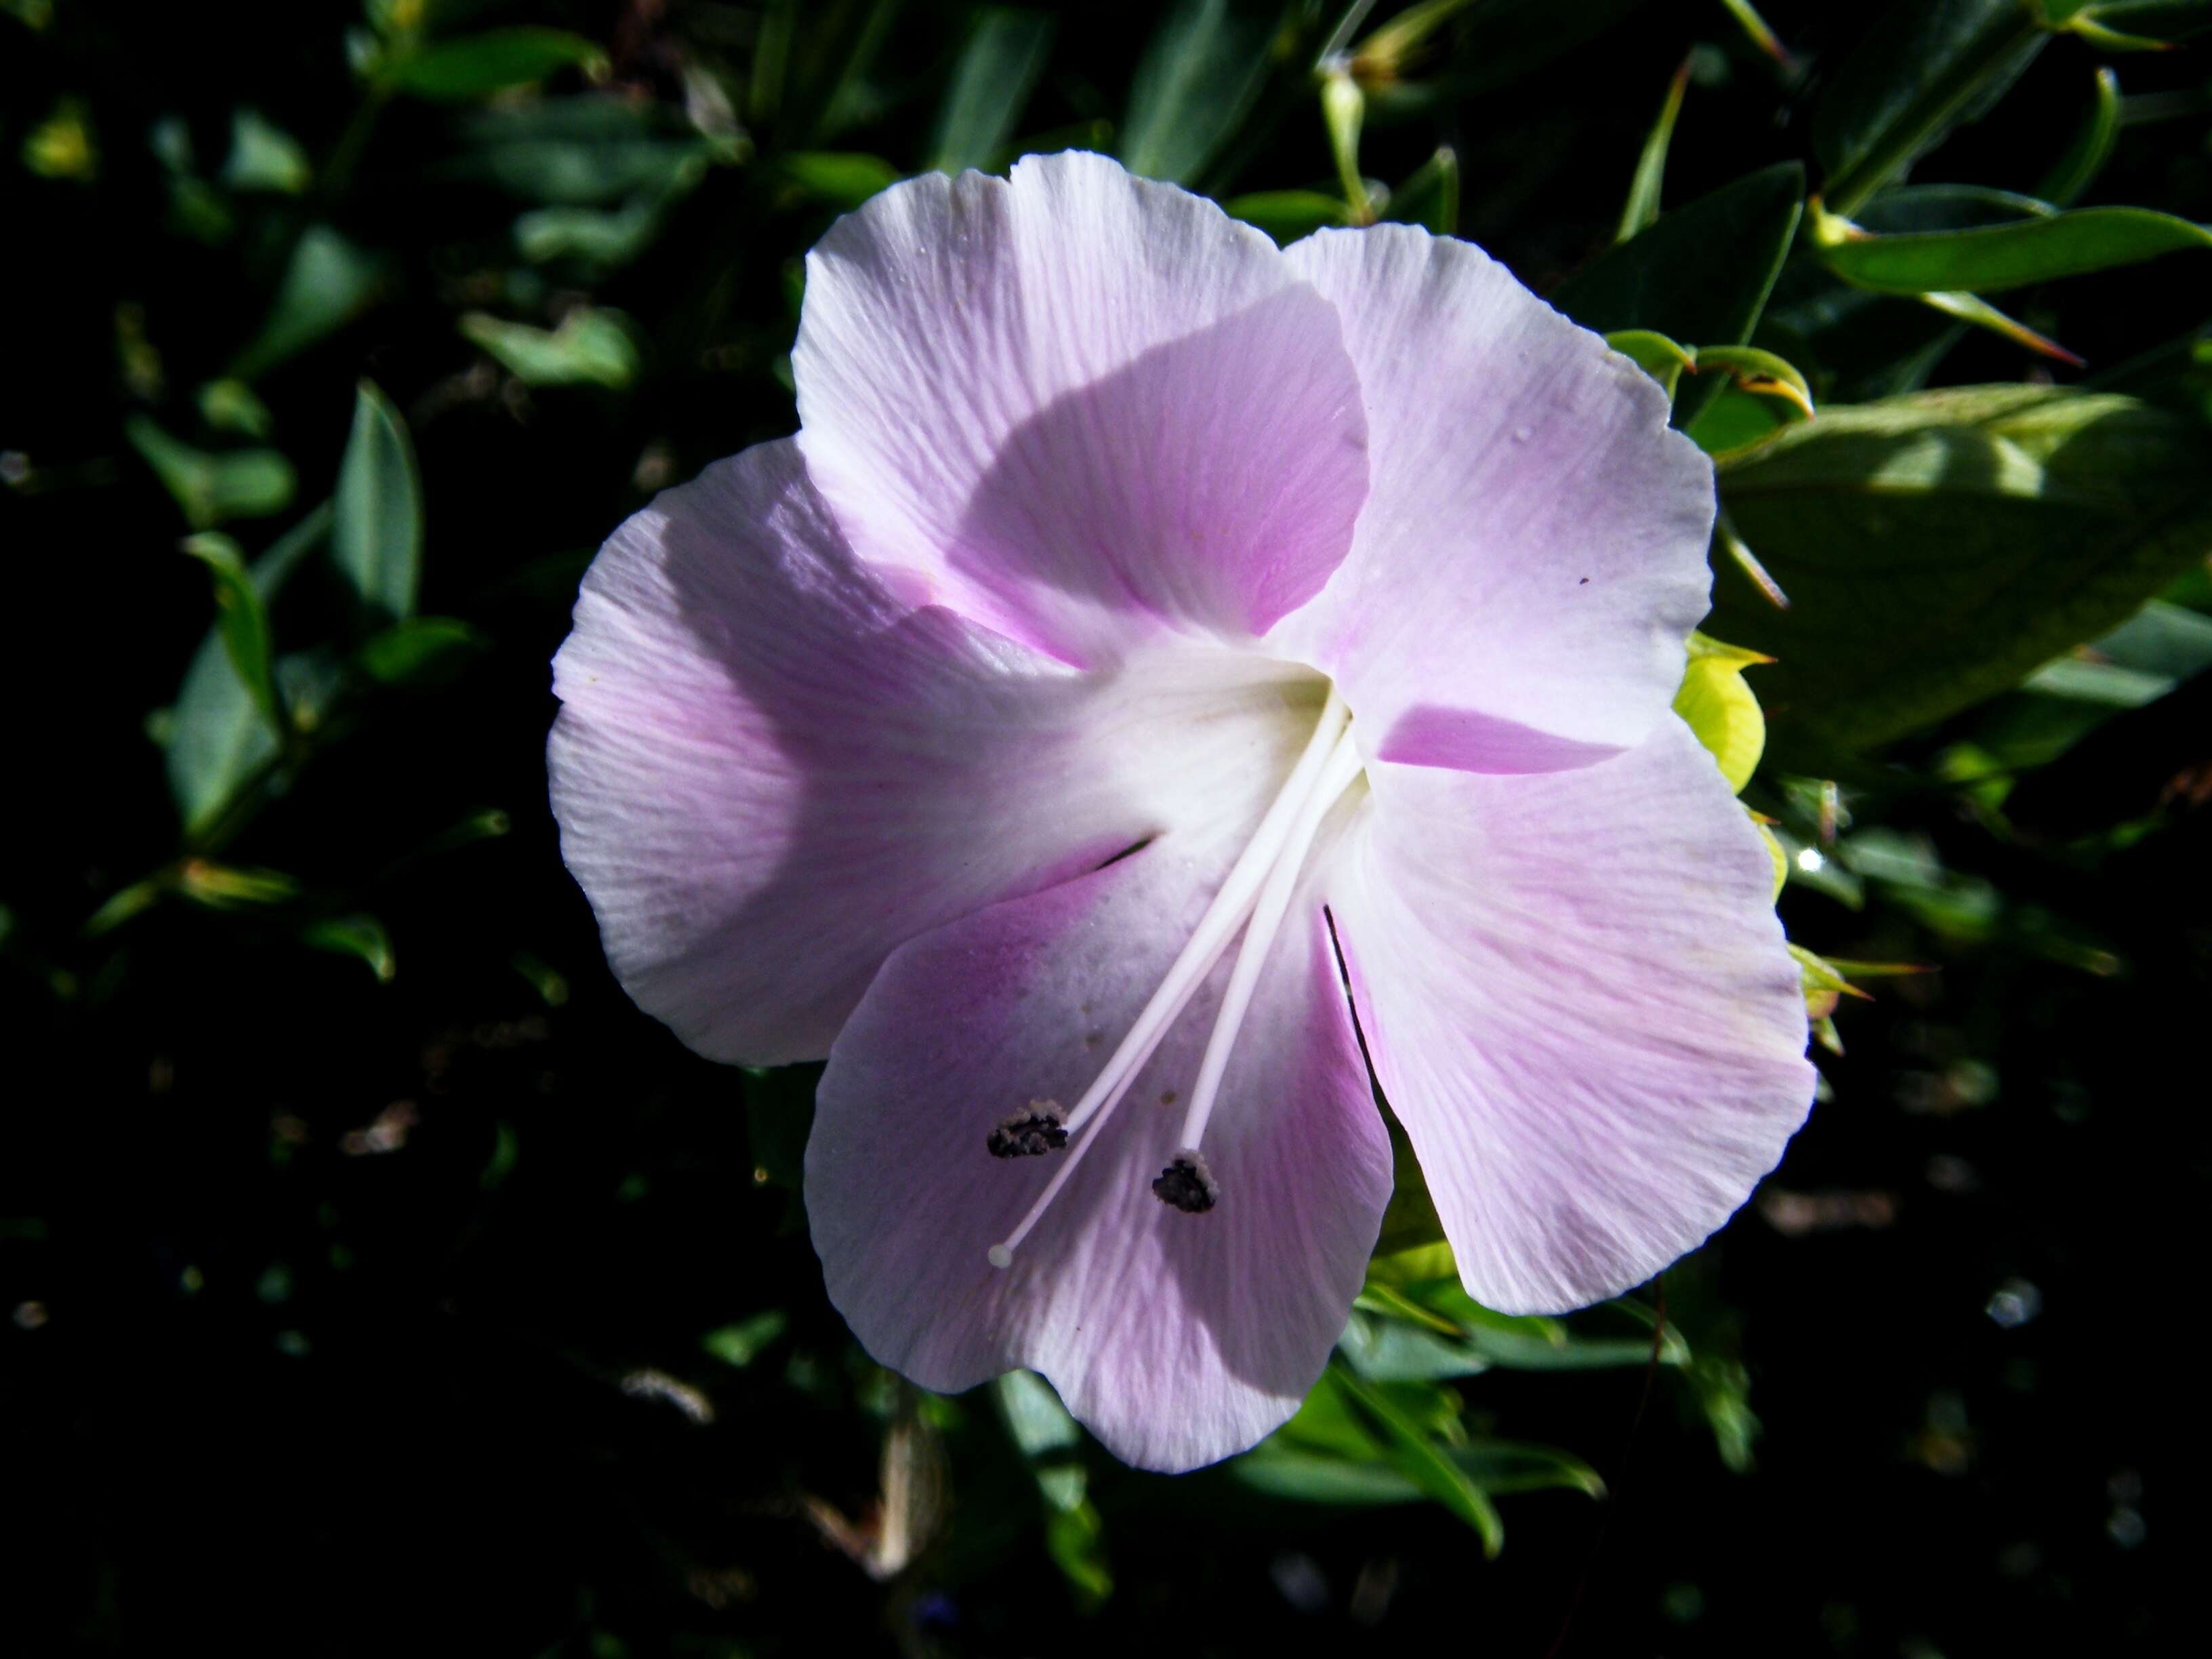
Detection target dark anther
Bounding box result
[987,1100,1069,1159]
[1152,1150,1219,1214]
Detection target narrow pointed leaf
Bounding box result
[926,7,1055,174]
[332,380,423,626]
[1821,205,2212,295]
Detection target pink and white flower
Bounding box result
[549,152,1815,1473]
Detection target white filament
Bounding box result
[987,691,1363,1270]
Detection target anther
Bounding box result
[1151,1151,1219,1214]
[987,1100,1069,1159]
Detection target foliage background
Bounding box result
[4,1,2207,1653]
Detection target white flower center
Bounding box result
[987,686,1364,1268]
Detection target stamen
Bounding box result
[1057,687,1350,1139]
[986,1100,1067,1158]
[1152,1151,1218,1214]
[987,690,1351,1269]
[1177,729,1366,1155]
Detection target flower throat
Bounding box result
[985,688,1362,1269]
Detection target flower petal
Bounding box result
[550,438,1319,1065]
[1279,224,1715,771]
[806,830,1391,1473]
[793,150,1370,666]
[1324,718,1815,1314]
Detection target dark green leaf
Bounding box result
[701,1311,790,1368]
[459,308,640,388]
[1811,0,2047,218]
[181,534,281,731]
[332,381,423,627]
[1383,145,1459,235]
[1553,162,1803,422]
[1223,189,1347,245]
[229,225,388,381]
[1711,386,2212,753]
[163,504,331,835]
[1120,0,1277,186]
[1618,56,1692,244]
[355,617,483,687]
[445,98,709,205]
[1331,1366,1504,1555]
[221,108,310,194]
[1819,204,2212,295]
[2039,66,2121,205]
[381,28,608,102]
[775,150,900,209]
[300,914,395,982]
[126,417,295,529]
[926,8,1054,174]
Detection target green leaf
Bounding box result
[1820,203,2212,295]
[163,504,331,835]
[127,417,295,530]
[459,307,640,388]
[926,7,1054,174]
[445,97,710,205]
[2039,66,2121,206]
[1711,386,2212,753]
[221,108,310,194]
[300,914,396,982]
[1617,56,1692,245]
[1120,0,1276,186]
[1383,144,1460,235]
[1605,329,1694,398]
[181,534,281,731]
[774,150,899,209]
[332,381,424,627]
[701,1311,790,1368]
[1811,0,2047,218]
[1552,162,1804,424]
[1673,633,1771,792]
[380,27,608,102]
[196,378,273,439]
[1224,189,1348,245]
[1330,1366,1504,1555]
[229,225,388,381]
[354,617,483,687]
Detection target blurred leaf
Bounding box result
[1618,56,1692,244]
[196,379,272,440]
[300,915,396,982]
[514,198,662,268]
[1383,144,1459,235]
[333,381,423,627]
[164,504,331,835]
[927,7,1055,173]
[176,859,299,909]
[181,534,281,731]
[230,225,388,381]
[1120,0,1277,186]
[1811,0,2047,219]
[1235,1439,1603,1506]
[1675,633,1771,792]
[220,108,309,194]
[2039,66,2121,206]
[127,418,295,531]
[1711,386,2212,753]
[355,617,483,687]
[701,1311,790,1368]
[1225,190,1347,243]
[459,308,640,388]
[380,27,608,102]
[21,96,95,180]
[774,150,899,209]
[1819,203,2212,295]
[445,97,709,205]
[1553,162,1804,423]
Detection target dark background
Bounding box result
[3,2,2203,1652]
